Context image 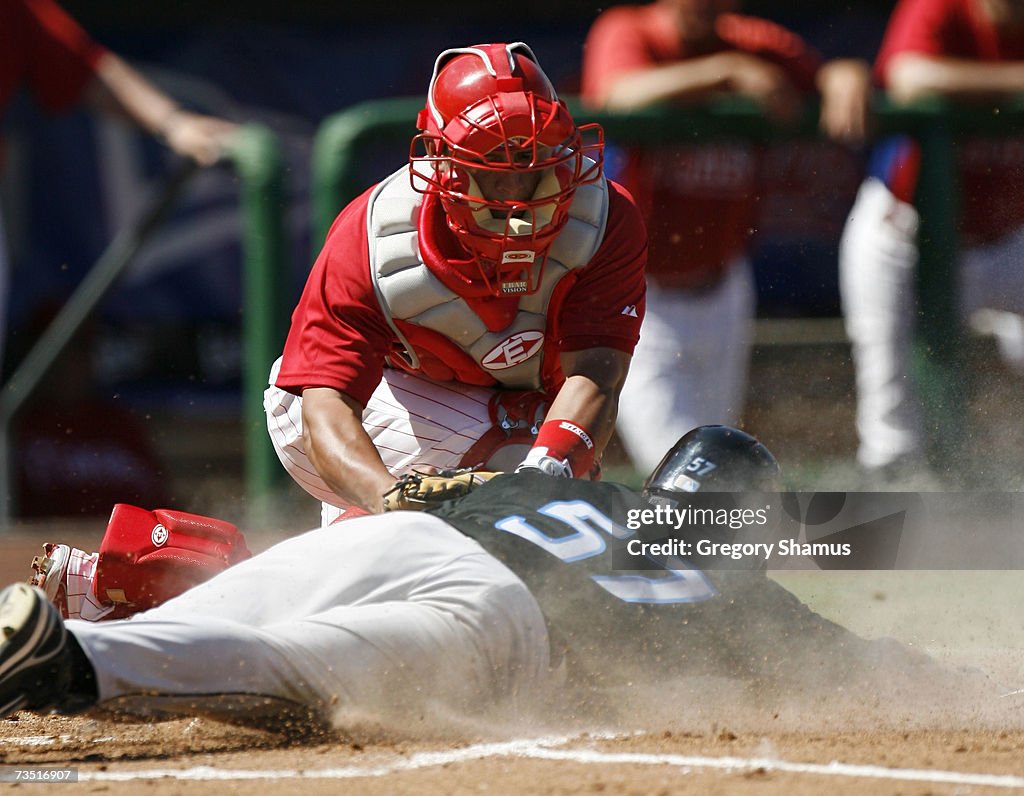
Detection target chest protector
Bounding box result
[367,164,609,390]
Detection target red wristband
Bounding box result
[531,419,596,478]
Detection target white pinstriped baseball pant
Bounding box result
[840,178,1024,469]
[264,359,533,526]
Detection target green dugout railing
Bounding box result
[0,123,288,526]
[312,95,1024,472]
[230,125,290,518]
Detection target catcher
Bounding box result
[264,41,647,525]
[2,426,988,730]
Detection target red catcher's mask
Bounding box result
[410,42,604,296]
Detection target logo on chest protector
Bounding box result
[481,330,545,370]
[502,250,535,263]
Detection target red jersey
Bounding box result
[582,4,822,289]
[0,0,106,113]
[873,0,1024,244]
[275,176,647,406]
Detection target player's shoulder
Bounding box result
[327,163,417,234]
[308,185,387,301]
[601,179,649,248]
[607,178,642,214]
[324,182,378,241]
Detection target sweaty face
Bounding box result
[462,143,553,204]
[466,167,545,204]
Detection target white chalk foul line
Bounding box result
[76,735,579,782]
[64,734,1024,789]
[0,734,118,747]
[521,746,1024,790]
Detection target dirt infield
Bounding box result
[2,716,1024,794]
[2,336,1022,793]
[1,528,1022,795]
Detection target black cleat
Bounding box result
[0,583,72,718]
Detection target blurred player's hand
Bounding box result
[715,51,804,125]
[161,109,240,166]
[817,58,872,145]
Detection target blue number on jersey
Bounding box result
[494,500,716,604]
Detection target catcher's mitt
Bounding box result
[382,469,499,511]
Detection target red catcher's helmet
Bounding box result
[410,42,604,296]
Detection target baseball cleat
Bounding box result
[0,583,72,719]
[29,543,71,619]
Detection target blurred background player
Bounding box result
[581,0,870,473]
[265,42,648,523]
[0,425,981,730]
[839,0,1024,481]
[0,0,239,374]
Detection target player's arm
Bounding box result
[885,53,1024,102]
[597,56,738,109]
[83,52,238,166]
[301,387,396,514]
[581,9,757,113]
[550,346,631,454]
[598,51,804,123]
[516,183,644,479]
[22,0,236,163]
[516,347,631,479]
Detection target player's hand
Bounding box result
[160,109,240,166]
[382,469,500,511]
[715,51,804,125]
[514,454,571,478]
[817,59,872,145]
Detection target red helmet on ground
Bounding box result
[410,42,604,296]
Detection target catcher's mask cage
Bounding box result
[410,42,604,296]
[643,425,782,498]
